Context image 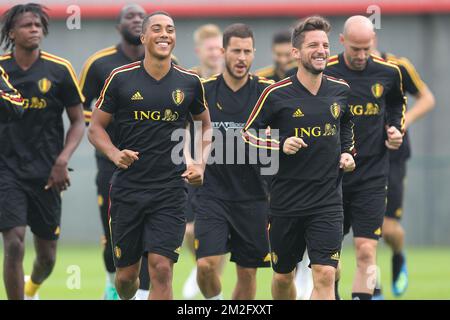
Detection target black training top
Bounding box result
[96,61,207,189]
[0,51,84,180]
[325,53,405,190]
[242,74,354,216]
[0,65,24,122]
[197,73,273,201]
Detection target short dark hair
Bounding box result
[292,16,331,49]
[272,29,292,46]
[0,3,49,51]
[223,23,254,49]
[117,3,145,24]
[142,11,172,33]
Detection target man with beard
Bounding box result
[88,11,211,300]
[0,3,85,300]
[325,16,405,300]
[194,23,273,300]
[79,4,151,300]
[256,29,296,82]
[242,16,355,300]
[0,66,24,122]
[257,28,314,300]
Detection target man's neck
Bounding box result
[143,54,172,80]
[198,64,221,79]
[275,67,286,80]
[342,53,368,71]
[222,71,248,92]
[296,66,322,95]
[13,46,40,70]
[119,41,144,61]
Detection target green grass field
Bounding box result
[0,245,449,300]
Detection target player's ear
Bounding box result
[292,47,300,60]
[8,29,15,41]
[339,33,345,45]
[220,47,225,55]
[140,33,145,44]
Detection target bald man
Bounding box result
[325,16,405,300]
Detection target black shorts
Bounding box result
[184,184,197,223]
[108,185,187,268]
[0,176,61,240]
[343,185,387,240]
[268,212,343,274]
[194,195,270,268]
[386,159,407,220]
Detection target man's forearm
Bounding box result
[58,118,85,164]
[405,90,435,128]
[88,124,119,161]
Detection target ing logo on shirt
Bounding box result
[133,109,179,121]
[294,123,337,138]
[172,89,185,106]
[23,97,47,109]
[38,78,52,94]
[349,103,380,116]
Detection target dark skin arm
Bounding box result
[45,104,85,192]
[88,107,139,169]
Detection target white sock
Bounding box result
[119,293,137,300]
[206,292,223,300]
[295,252,314,300]
[106,272,116,286]
[135,289,149,300]
[182,267,200,299]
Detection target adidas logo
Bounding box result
[292,108,304,117]
[374,227,382,236]
[131,91,144,100]
[331,252,340,261]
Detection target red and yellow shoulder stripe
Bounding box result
[0,66,23,107]
[95,61,141,110]
[40,51,85,103]
[173,64,208,110]
[79,46,117,89]
[371,54,400,71]
[0,52,12,61]
[173,64,201,78]
[244,77,292,131]
[324,74,350,88]
[242,78,293,150]
[327,55,339,66]
[371,54,403,90]
[257,75,275,85]
[201,74,219,84]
